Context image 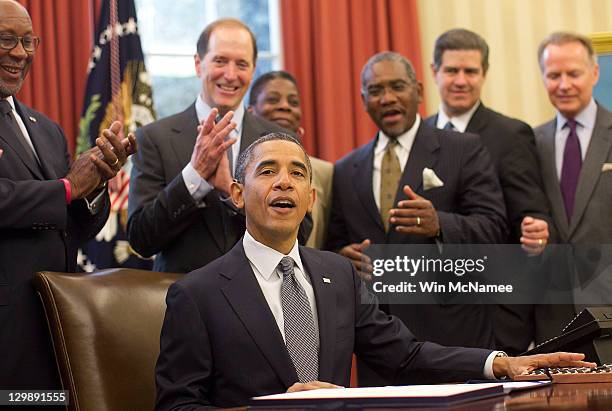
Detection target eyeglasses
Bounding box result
[365,80,411,98]
[0,33,40,53]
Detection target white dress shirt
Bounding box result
[242,230,319,341]
[554,98,597,181]
[435,101,480,133]
[372,115,420,211]
[182,95,245,204]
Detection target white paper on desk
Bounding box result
[253,384,501,401]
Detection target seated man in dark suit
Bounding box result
[154,133,593,409]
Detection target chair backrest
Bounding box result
[35,268,181,411]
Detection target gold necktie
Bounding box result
[380,139,401,232]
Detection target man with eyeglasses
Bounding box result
[0,0,137,390]
[326,51,507,385]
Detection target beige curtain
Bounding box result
[417,0,612,127]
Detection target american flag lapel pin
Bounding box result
[323,277,331,284]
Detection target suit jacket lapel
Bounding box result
[220,243,298,387]
[353,137,385,232]
[0,106,44,179]
[169,104,199,166]
[465,103,488,135]
[396,123,439,198]
[239,111,266,152]
[569,106,612,236]
[424,113,438,128]
[537,119,570,239]
[388,123,439,242]
[16,102,57,179]
[299,247,336,382]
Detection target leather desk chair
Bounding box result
[34,268,181,411]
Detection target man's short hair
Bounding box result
[234,133,312,184]
[196,18,258,62]
[432,28,490,73]
[360,51,417,94]
[537,31,597,71]
[248,70,299,106]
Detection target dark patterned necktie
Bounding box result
[278,256,319,382]
[443,121,455,130]
[0,99,38,166]
[560,119,582,221]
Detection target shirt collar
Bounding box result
[555,98,597,133]
[375,114,421,154]
[242,230,304,281]
[195,94,245,134]
[4,96,16,111]
[436,101,480,132]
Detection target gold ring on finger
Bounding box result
[111,158,119,166]
[538,238,543,246]
[416,216,421,227]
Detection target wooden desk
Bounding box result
[499,382,612,411]
[244,383,612,410]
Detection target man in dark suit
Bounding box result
[128,18,289,273]
[425,29,553,355]
[155,133,593,409]
[327,51,507,353]
[0,0,136,389]
[534,32,612,342]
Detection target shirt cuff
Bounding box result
[182,162,213,205]
[60,178,72,204]
[85,187,106,215]
[483,351,504,379]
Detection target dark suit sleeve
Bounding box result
[155,283,213,411]
[0,178,67,229]
[350,260,493,383]
[437,136,508,243]
[497,122,554,241]
[127,126,204,258]
[0,121,108,236]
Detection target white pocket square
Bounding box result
[422,167,444,190]
[602,163,612,172]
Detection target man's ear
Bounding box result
[230,180,245,210]
[307,187,316,213]
[194,54,202,78]
[430,62,438,77]
[416,81,424,104]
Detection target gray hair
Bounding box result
[234,133,312,184]
[433,28,490,73]
[537,31,597,71]
[361,51,417,94]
